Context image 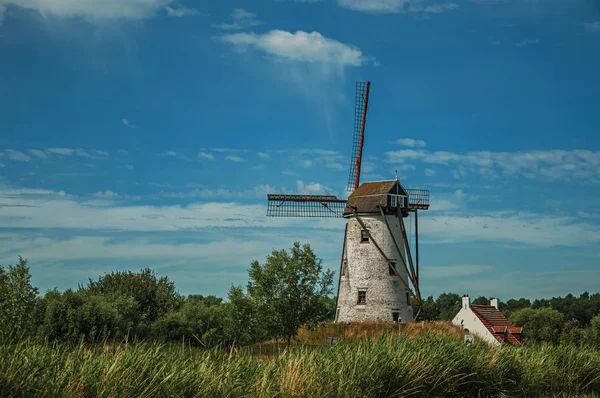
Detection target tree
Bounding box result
[0,256,39,340]
[223,286,260,347]
[82,268,179,330]
[472,296,489,305]
[510,307,564,344]
[585,314,600,348]
[247,242,334,345]
[436,293,462,321]
[420,296,439,321]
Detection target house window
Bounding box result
[390,195,397,208]
[357,290,366,305]
[392,311,400,322]
[389,261,396,275]
[341,260,348,276]
[360,230,369,243]
[406,292,411,306]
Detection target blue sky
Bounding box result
[1,0,599,301]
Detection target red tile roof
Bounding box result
[471,304,523,345]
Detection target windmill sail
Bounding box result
[347,81,371,193]
[266,195,346,217]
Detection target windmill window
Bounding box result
[406,292,411,306]
[360,230,369,243]
[392,311,400,322]
[341,260,348,276]
[389,261,396,275]
[357,290,367,305]
[335,307,340,322]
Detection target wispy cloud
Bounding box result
[393,138,427,148]
[424,168,436,177]
[47,148,92,158]
[516,39,540,47]
[257,152,270,159]
[2,149,31,162]
[92,190,122,199]
[385,148,600,182]
[122,118,137,128]
[211,8,262,30]
[29,149,47,159]
[91,150,109,157]
[197,152,215,160]
[161,151,191,161]
[225,155,245,162]
[0,0,191,22]
[337,0,459,14]
[165,7,203,17]
[584,21,600,32]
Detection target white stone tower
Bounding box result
[335,180,414,323]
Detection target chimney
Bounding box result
[462,294,470,310]
[490,298,499,309]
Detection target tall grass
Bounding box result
[1,335,599,397]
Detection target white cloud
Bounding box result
[162,151,191,161]
[393,138,427,147]
[385,148,600,182]
[122,118,137,128]
[47,148,73,156]
[257,152,269,159]
[2,183,599,249]
[198,152,215,160]
[29,149,47,159]
[92,190,122,199]
[118,149,129,156]
[91,150,109,157]
[225,155,245,162]
[516,39,540,47]
[584,21,600,32]
[212,8,261,30]
[423,2,458,12]
[126,165,134,170]
[337,0,458,14]
[451,165,467,180]
[296,180,338,196]
[0,0,199,22]
[222,30,375,68]
[424,168,436,177]
[453,189,465,201]
[3,149,31,162]
[165,6,202,17]
[0,163,5,168]
[282,169,299,176]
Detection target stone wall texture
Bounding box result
[336,213,414,323]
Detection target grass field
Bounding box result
[2,328,600,398]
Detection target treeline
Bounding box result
[421,293,600,347]
[0,243,335,348]
[2,245,600,348]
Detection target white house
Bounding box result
[452,295,523,346]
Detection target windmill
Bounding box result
[266,81,430,322]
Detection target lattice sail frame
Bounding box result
[347,81,371,193]
[266,195,346,218]
[266,190,430,218]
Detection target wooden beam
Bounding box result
[378,206,418,288]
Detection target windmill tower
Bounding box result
[266,81,430,322]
